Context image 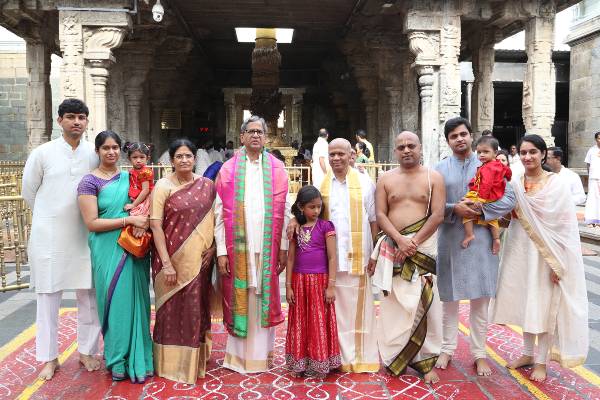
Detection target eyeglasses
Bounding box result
[245,129,265,136]
[174,154,194,160]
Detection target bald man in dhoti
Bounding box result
[370,131,446,383]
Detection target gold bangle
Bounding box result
[122,217,126,227]
[328,278,336,282]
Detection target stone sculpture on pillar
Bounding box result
[522,6,556,145]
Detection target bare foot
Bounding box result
[475,358,492,376]
[79,353,101,372]
[435,353,451,369]
[461,234,475,249]
[492,238,501,255]
[423,369,440,384]
[507,355,534,370]
[38,359,59,380]
[529,364,547,382]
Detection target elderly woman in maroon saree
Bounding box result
[149,139,216,384]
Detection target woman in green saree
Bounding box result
[78,131,154,382]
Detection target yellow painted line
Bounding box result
[0,308,76,364]
[15,340,79,400]
[458,322,551,400]
[503,323,600,386]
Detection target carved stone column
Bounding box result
[223,88,238,146]
[150,99,167,161]
[59,11,85,100]
[25,40,52,151]
[438,20,461,159]
[124,88,143,142]
[523,11,556,145]
[408,30,441,166]
[471,30,496,137]
[386,87,402,162]
[291,93,304,144]
[84,27,127,136]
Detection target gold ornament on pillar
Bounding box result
[250,28,284,146]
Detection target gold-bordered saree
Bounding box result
[150,177,216,384]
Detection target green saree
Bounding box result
[87,171,154,382]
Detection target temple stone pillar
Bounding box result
[364,98,379,150]
[223,88,238,146]
[84,27,127,135]
[465,81,473,122]
[124,88,143,142]
[471,30,496,137]
[291,92,304,144]
[150,99,167,161]
[438,19,461,159]
[25,40,52,151]
[59,11,85,100]
[58,11,130,139]
[523,11,556,145]
[386,87,402,162]
[408,30,441,166]
[401,60,419,133]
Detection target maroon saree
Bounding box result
[151,177,216,384]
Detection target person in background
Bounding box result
[545,146,586,206]
[584,132,600,227]
[224,140,235,160]
[311,128,330,188]
[355,129,375,162]
[496,150,509,167]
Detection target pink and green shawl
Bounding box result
[216,147,287,337]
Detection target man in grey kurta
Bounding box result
[434,117,516,376]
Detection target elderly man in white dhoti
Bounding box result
[291,138,380,372]
[371,132,445,384]
[215,115,291,373]
[22,99,102,380]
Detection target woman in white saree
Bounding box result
[492,134,588,382]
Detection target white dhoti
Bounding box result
[335,272,379,373]
[35,289,101,362]
[223,288,275,373]
[372,232,442,374]
[585,178,600,224]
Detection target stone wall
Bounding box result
[0,52,27,160]
[568,39,600,167]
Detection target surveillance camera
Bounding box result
[152,0,164,23]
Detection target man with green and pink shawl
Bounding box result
[215,115,291,373]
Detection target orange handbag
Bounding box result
[117,225,152,258]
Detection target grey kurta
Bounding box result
[435,153,516,302]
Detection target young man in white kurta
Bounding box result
[584,134,600,225]
[215,118,291,373]
[323,138,379,373]
[21,99,101,380]
[311,129,329,188]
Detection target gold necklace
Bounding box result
[297,222,317,249]
[98,167,118,179]
[175,174,194,186]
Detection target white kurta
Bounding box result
[214,154,291,373]
[209,148,224,163]
[558,166,586,206]
[22,136,98,293]
[311,137,329,188]
[585,146,600,223]
[195,149,212,176]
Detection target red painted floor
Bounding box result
[1,304,598,399]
